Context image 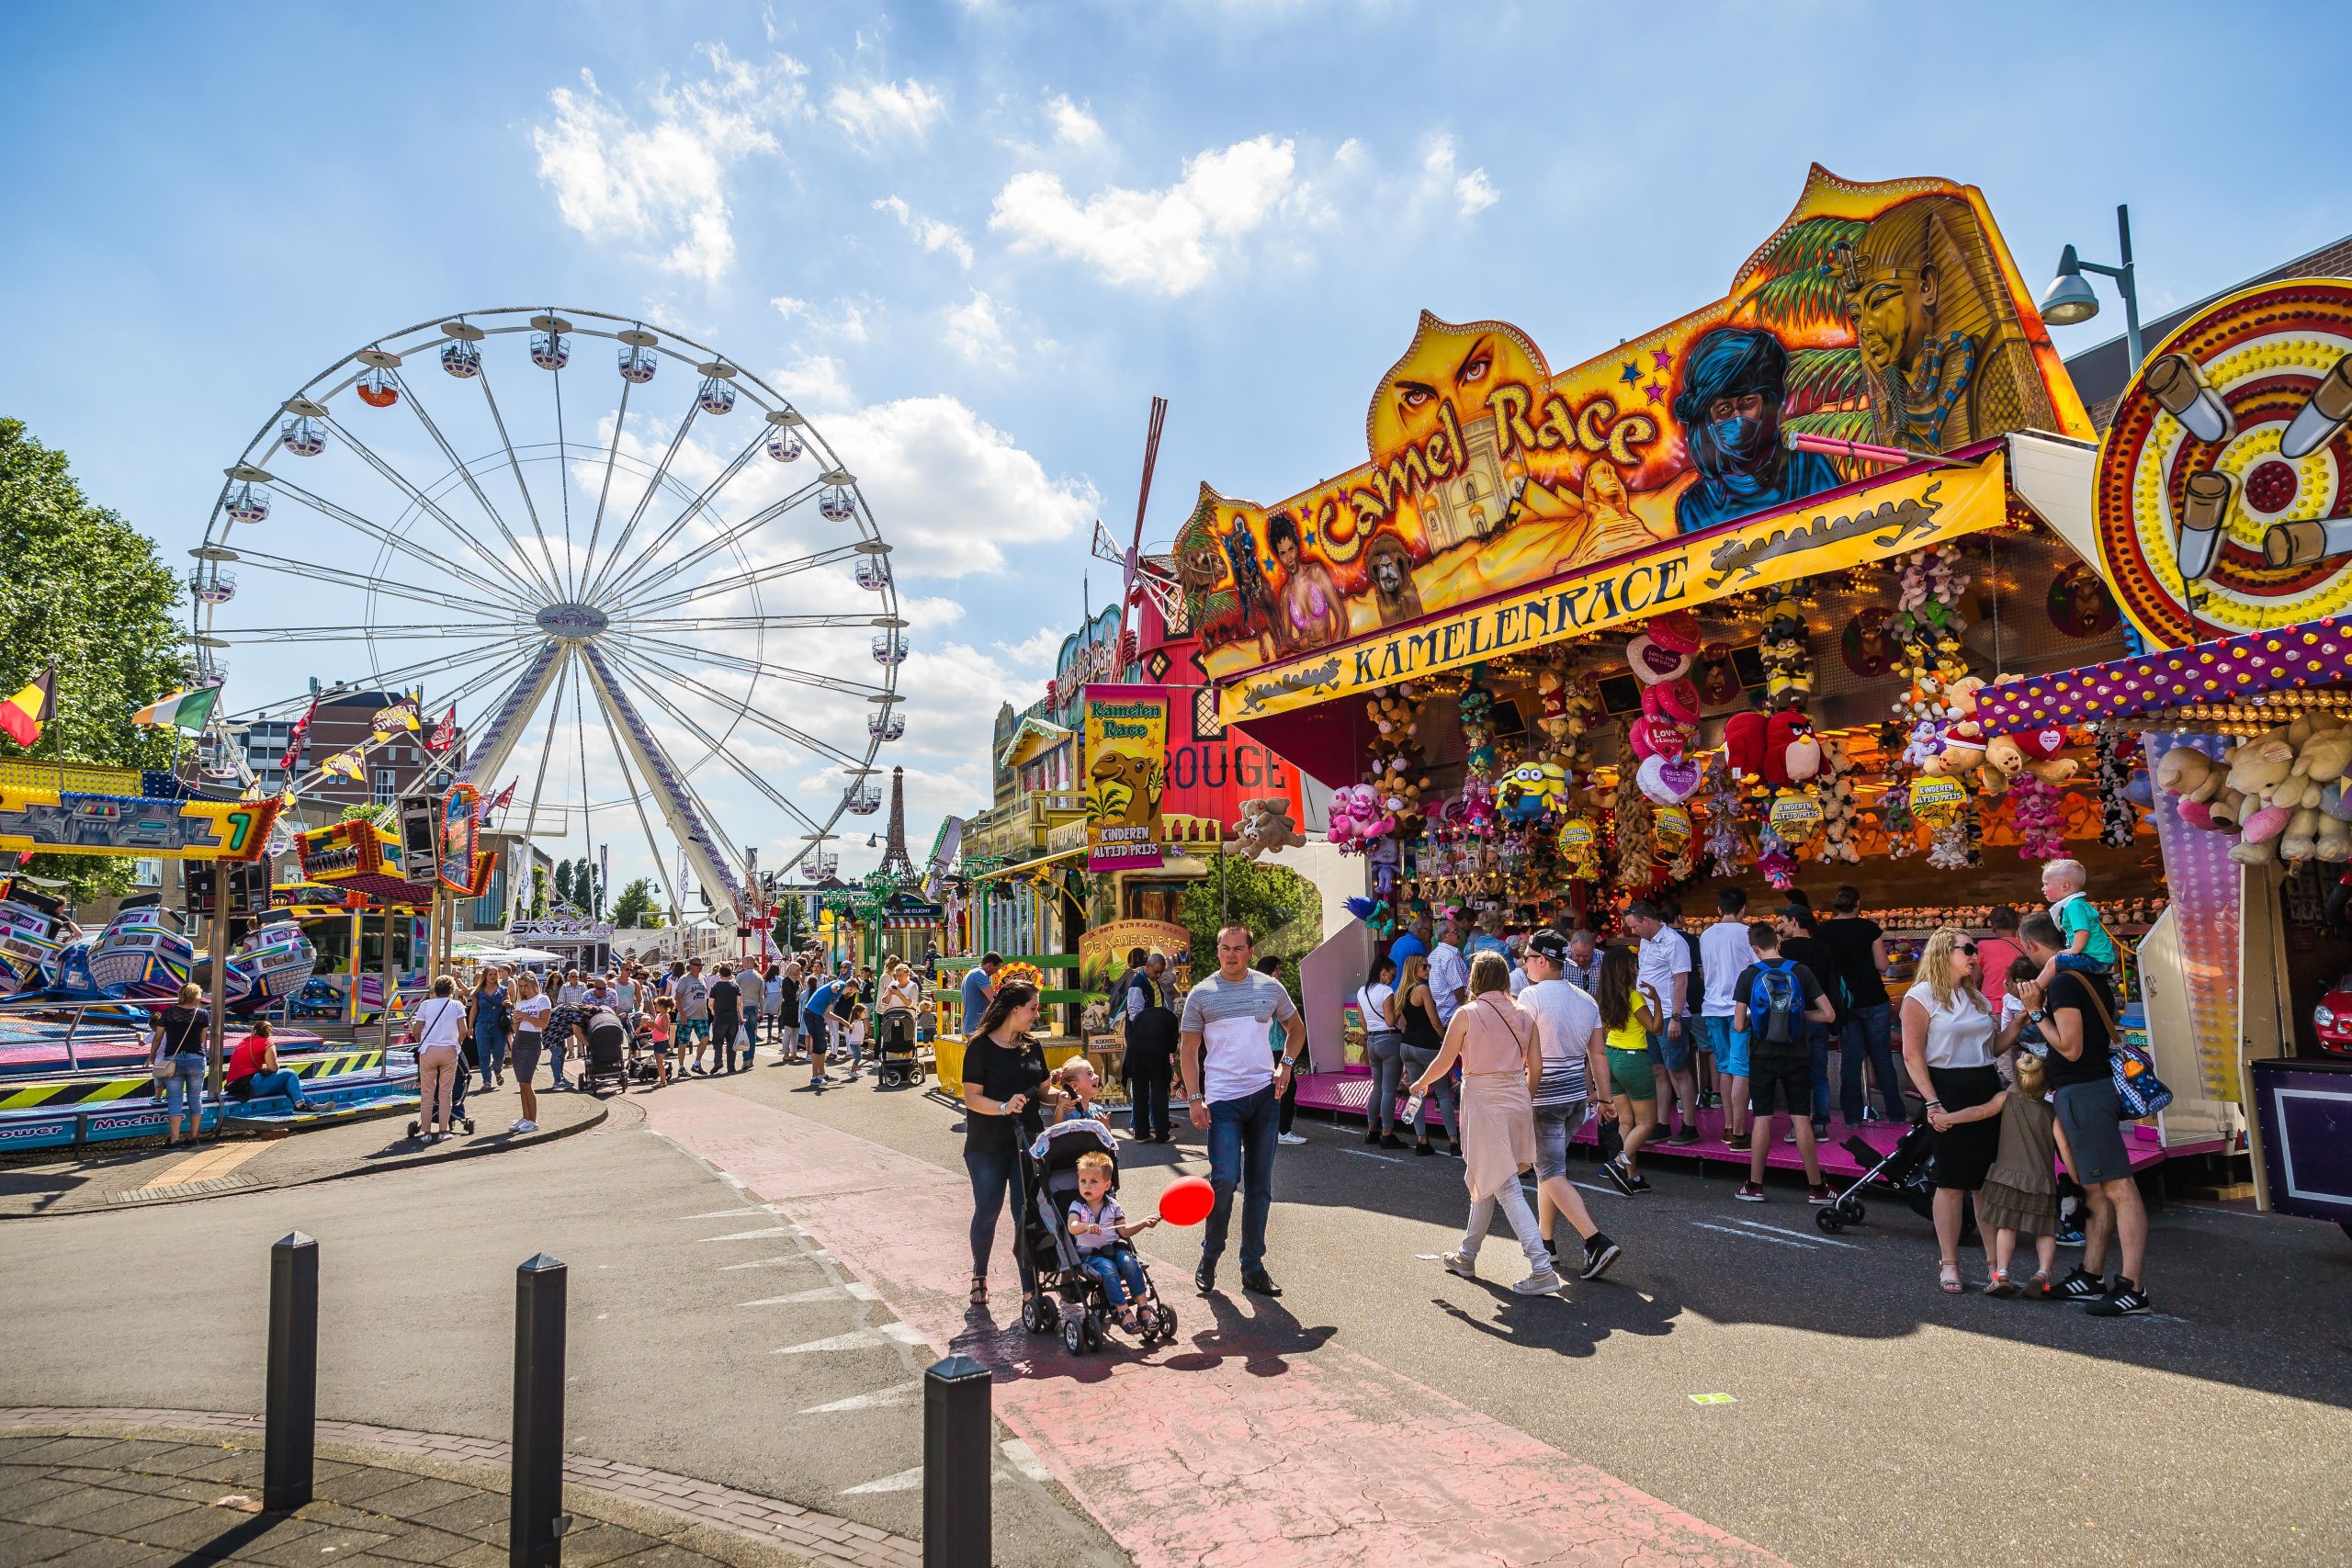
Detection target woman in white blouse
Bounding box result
[1899,927,2009,1293]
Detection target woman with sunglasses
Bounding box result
[1899,927,2008,1293]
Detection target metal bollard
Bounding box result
[264,1232,319,1512]
[510,1254,571,1567]
[922,1354,991,1568]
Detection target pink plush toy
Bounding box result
[2007,773,2064,860]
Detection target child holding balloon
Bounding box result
[1069,1151,1161,1330]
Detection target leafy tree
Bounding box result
[1178,854,1316,969]
[340,803,392,828]
[553,859,575,908]
[529,864,548,919]
[611,875,665,928]
[576,859,600,916]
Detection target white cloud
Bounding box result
[1045,93,1102,147]
[769,354,854,412]
[821,396,1097,576]
[996,626,1067,667]
[530,45,802,285]
[873,196,975,268]
[828,78,946,144]
[989,134,1298,295]
[1421,132,1499,218]
[770,294,810,321]
[944,291,1012,367]
[833,300,871,344]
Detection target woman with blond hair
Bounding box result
[148,980,212,1145]
[1394,953,1457,1156]
[1900,927,2006,1292]
[409,975,469,1143]
[1408,951,1560,1294]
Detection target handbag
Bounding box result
[2073,974,2173,1119]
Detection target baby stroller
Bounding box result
[871,1007,925,1089]
[1815,1115,1939,1234]
[1014,1120,1176,1355]
[575,1010,631,1095]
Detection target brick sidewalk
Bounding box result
[0,1408,919,1568]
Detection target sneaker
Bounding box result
[1812,1119,1830,1140]
[508,1118,526,1133]
[1511,1269,1566,1295]
[514,1120,538,1134]
[1415,1141,1437,1158]
[1579,1234,1622,1281]
[2055,1224,2087,1247]
[1441,1251,1477,1279]
[1278,1132,1308,1146]
[1363,1127,1383,1145]
[1626,1174,1652,1193]
[2054,1267,2108,1302]
[1735,1181,1766,1202]
[1724,1134,1751,1153]
[1782,1128,1797,1145]
[2084,1281,2151,1317]
[1378,1134,1405,1150]
[1666,1127,1701,1146]
[1805,1184,1835,1206]
[1601,1158,1634,1196]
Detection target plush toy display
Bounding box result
[2151,715,2352,866]
[1497,761,1571,823]
[2007,773,2064,860]
[1758,611,1815,710]
[1817,744,1861,864]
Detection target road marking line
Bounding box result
[1690,1221,1816,1250]
[1000,1439,1052,1483]
[1569,1180,1618,1198]
[775,1323,928,1355]
[721,1251,832,1269]
[841,1466,923,1495]
[700,1226,802,1242]
[1345,1149,1402,1164]
[681,1203,788,1220]
[740,1282,880,1307]
[801,1381,923,1415]
[1732,1218,1860,1250]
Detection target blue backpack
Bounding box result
[1747,961,1802,1047]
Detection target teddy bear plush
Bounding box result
[1232,795,1307,860]
[2154,746,2224,829]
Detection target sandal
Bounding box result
[1984,1269,2018,1298]
[2025,1271,2053,1300]
[968,1275,988,1306]
[1938,1260,1963,1293]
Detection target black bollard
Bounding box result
[510,1254,570,1567]
[264,1231,318,1512]
[922,1354,991,1568]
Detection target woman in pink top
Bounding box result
[1977,907,2027,1009]
[1407,952,1561,1295]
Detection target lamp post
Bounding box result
[2040,203,2144,375]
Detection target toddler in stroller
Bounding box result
[1020,1119,1176,1354]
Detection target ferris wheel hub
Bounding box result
[534,603,611,640]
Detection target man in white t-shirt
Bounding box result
[1426,917,1470,1028]
[1695,886,1758,1149]
[1178,924,1300,1298]
[1626,898,1699,1145]
[1518,931,1622,1282]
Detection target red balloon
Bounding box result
[1158,1175,1216,1227]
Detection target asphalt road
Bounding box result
[5,1061,2348,1567]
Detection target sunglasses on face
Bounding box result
[1958,943,1978,956]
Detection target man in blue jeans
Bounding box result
[1178,924,1300,1298]
[1819,886,1906,1124]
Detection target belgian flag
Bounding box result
[0,669,54,748]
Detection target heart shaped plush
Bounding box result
[1624,633,1691,685]
[1656,755,1702,800]
[2014,725,2067,761]
[1646,610,1702,656]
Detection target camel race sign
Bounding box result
[1083,683,1170,871]
[1218,449,2012,722]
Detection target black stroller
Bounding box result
[574,1010,631,1095]
[871,1007,926,1089]
[1014,1120,1176,1354]
[1815,1116,1939,1234]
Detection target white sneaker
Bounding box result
[1511,1269,1566,1295]
[508,1118,525,1133]
[1441,1251,1477,1279]
[513,1119,538,1134]
[1277,1132,1308,1145]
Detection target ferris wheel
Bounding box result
[187,305,908,923]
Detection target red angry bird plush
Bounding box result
[1724,710,1769,784]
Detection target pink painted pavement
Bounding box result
[644,1085,1786,1568]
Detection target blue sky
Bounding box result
[6,0,2349,900]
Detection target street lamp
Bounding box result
[2041,203,2143,372]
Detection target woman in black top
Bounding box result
[1396,953,1458,1156]
[149,981,212,1145]
[959,980,1046,1307]
[709,964,742,1074]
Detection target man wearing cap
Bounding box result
[1624,899,1698,1145]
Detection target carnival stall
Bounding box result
[1173,167,2188,1172]
[1992,274,2352,1227]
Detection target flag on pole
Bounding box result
[0,669,55,747]
[321,747,366,783]
[424,704,458,753]
[278,694,319,774]
[132,685,220,732]
[477,778,517,823]
[369,695,422,738]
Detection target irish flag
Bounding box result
[1,670,54,747]
[131,685,220,732]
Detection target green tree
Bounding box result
[529,864,548,919]
[339,803,392,829]
[576,860,600,916]
[0,419,190,905]
[610,875,665,928]
[553,859,575,908]
[1178,855,1317,969]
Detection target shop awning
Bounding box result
[1216,441,2018,727]
[968,845,1088,882]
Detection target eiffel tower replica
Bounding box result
[876,765,916,881]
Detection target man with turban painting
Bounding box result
[1670,326,1839,535]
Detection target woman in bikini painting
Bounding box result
[1267,510,1348,652]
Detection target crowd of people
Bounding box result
[956,853,2153,1317]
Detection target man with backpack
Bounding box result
[1730,922,1838,1204]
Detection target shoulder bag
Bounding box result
[2070,975,2172,1119]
